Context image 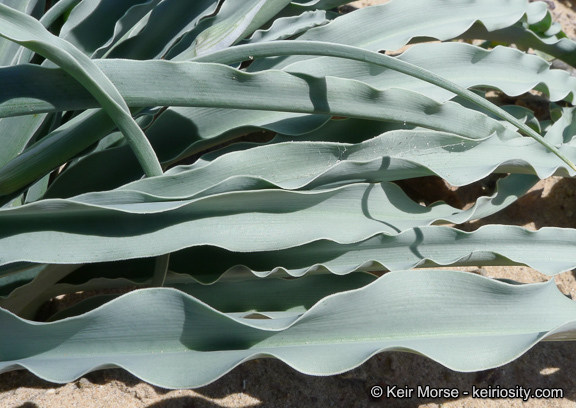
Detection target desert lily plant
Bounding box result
[1,0,576,388]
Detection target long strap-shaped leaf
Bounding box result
[458,13,576,67]
[247,0,546,71]
[110,131,573,200]
[192,40,576,172]
[1,270,375,319]
[0,64,523,141]
[282,42,576,104]
[0,4,171,285]
[0,73,521,196]
[168,225,576,281]
[0,178,536,266]
[0,4,162,177]
[1,270,576,388]
[4,44,575,116]
[191,0,293,57]
[10,221,573,288]
[2,41,572,195]
[14,0,83,64]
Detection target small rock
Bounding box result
[76,377,92,389]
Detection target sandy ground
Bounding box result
[2,1,576,407]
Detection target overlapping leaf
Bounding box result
[4,42,576,116]
[248,0,546,70]
[459,10,576,67]
[0,173,536,266]
[2,0,576,390]
[4,38,576,196]
[1,270,376,319]
[116,131,574,197]
[10,223,573,291]
[0,4,162,177]
[2,271,576,388]
[283,42,576,104]
[168,225,576,281]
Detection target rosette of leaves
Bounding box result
[1,0,576,388]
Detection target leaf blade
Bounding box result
[1,271,575,388]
